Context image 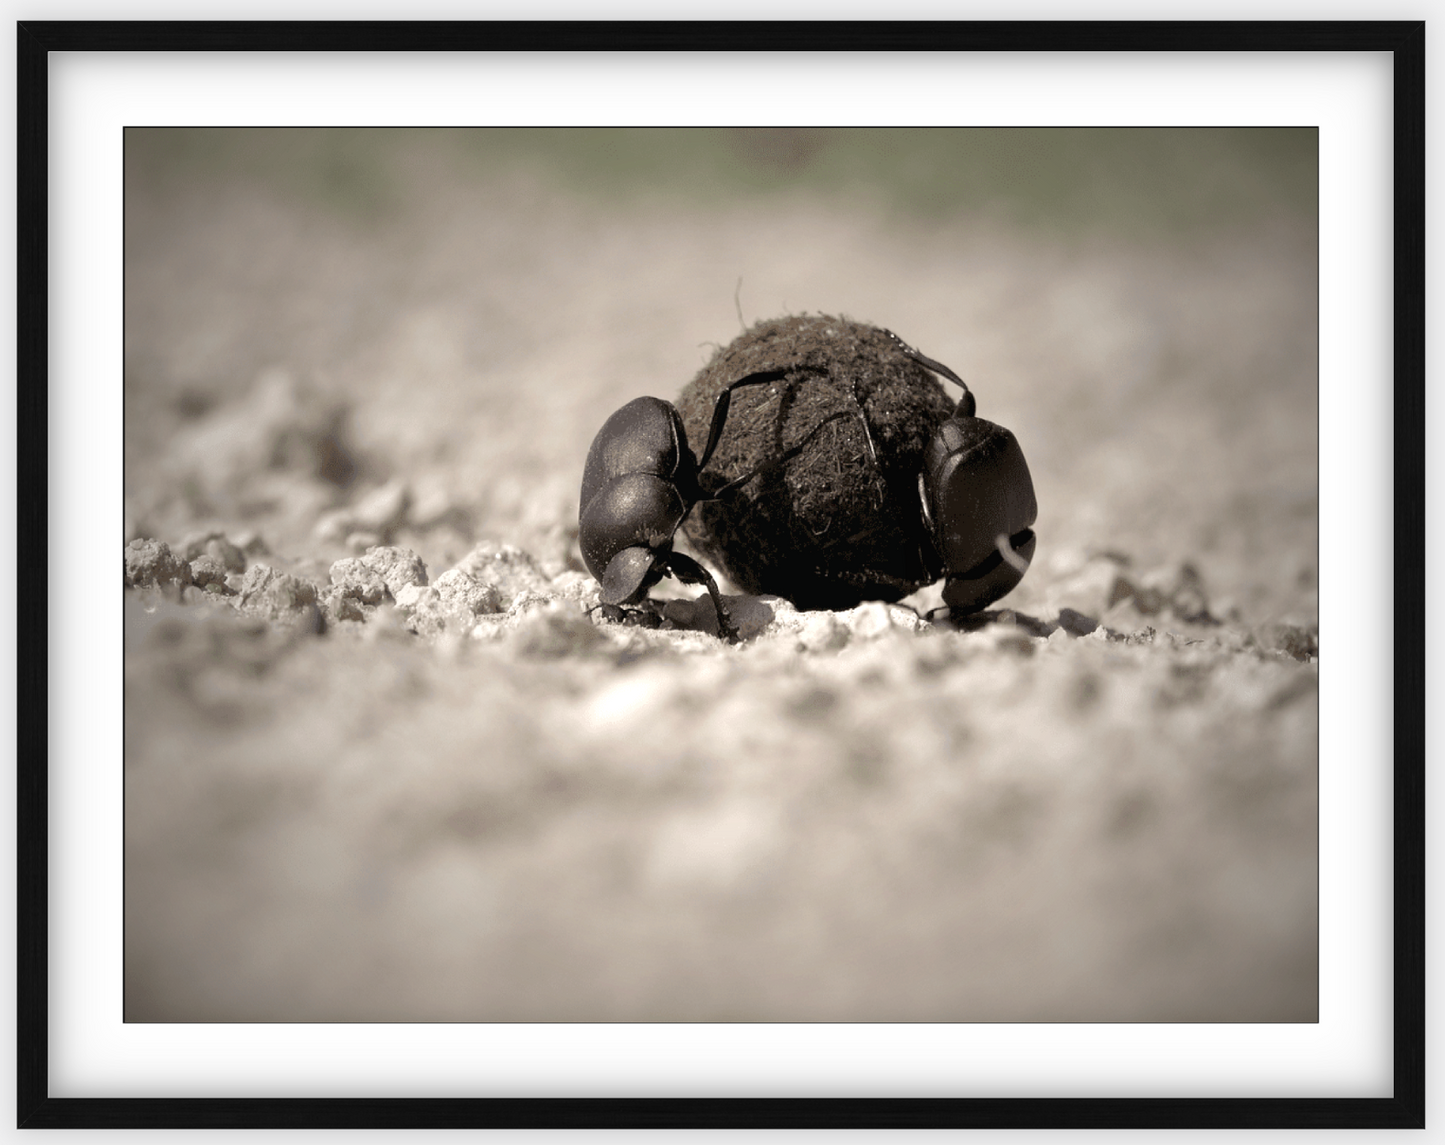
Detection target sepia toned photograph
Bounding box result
[123,126,1318,1024]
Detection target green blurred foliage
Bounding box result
[127,126,1316,238]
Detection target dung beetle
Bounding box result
[579,366,857,643]
[881,329,1038,614]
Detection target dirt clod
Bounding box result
[1057,607,1100,636]
[188,554,232,591]
[454,541,551,610]
[125,538,191,589]
[396,568,503,637]
[358,546,429,597]
[236,564,319,621]
[329,558,390,605]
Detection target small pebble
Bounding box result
[433,568,503,616]
[1057,608,1100,637]
[358,546,428,597]
[849,602,899,641]
[329,558,390,605]
[236,564,319,622]
[798,611,849,653]
[188,554,232,591]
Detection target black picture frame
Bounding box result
[18,20,1424,1131]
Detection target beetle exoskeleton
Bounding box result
[919,408,1038,613]
[579,396,696,609]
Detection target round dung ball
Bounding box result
[676,314,955,610]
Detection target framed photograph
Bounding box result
[21,20,1423,1131]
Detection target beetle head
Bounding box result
[599,544,667,606]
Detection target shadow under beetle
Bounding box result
[579,367,859,643]
[881,329,1038,615]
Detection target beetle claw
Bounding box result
[715,607,741,645]
[587,601,662,630]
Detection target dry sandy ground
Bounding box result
[123,132,1317,1023]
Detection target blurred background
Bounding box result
[124,128,1318,1022]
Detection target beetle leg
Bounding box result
[703,408,861,501]
[695,365,831,475]
[881,328,975,418]
[850,378,879,468]
[694,368,789,475]
[586,601,628,626]
[586,601,663,630]
[661,550,740,644]
[917,470,934,533]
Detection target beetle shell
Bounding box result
[580,396,693,511]
[579,396,696,603]
[921,416,1038,613]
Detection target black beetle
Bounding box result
[880,329,1038,614]
[579,367,857,643]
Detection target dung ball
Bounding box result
[676,314,955,610]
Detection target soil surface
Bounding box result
[124,130,1318,1022]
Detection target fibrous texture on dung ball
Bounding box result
[677,315,955,610]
